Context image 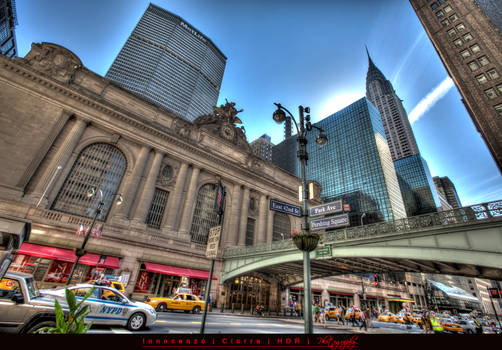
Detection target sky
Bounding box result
[14,0,502,206]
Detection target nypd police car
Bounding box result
[41,283,157,331]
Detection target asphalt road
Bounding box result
[87,311,423,334]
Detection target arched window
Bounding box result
[190,183,220,244]
[273,212,291,241]
[52,143,127,221]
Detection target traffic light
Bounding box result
[373,274,379,287]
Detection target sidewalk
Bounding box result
[210,310,414,334]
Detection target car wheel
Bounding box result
[326,316,330,321]
[127,312,146,331]
[192,306,201,314]
[156,303,167,312]
[25,320,56,334]
[466,329,473,334]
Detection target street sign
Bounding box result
[309,200,343,217]
[270,199,301,217]
[315,245,331,258]
[205,226,221,259]
[310,214,349,231]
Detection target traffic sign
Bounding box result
[206,226,221,259]
[310,214,349,231]
[315,245,331,258]
[309,200,343,217]
[488,287,502,299]
[270,199,301,217]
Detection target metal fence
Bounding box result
[224,200,502,258]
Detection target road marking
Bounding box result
[156,320,168,323]
[111,328,132,334]
[191,321,201,324]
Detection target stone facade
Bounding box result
[409,0,502,174]
[0,43,302,305]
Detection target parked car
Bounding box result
[145,292,207,313]
[0,271,61,333]
[41,283,157,331]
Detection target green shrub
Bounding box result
[37,287,94,334]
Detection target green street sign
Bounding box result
[316,245,331,258]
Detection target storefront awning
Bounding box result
[143,262,217,280]
[18,242,120,269]
[387,298,416,303]
[428,279,480,303]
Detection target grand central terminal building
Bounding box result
[0,43,419,312]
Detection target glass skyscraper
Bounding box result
[273,98,407,226]
[105,4,226,122]
[0,0,18,58]
[394,155,441,217]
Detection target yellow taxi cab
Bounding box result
[344,308,361,320]
[87,280,125,292]
[145,293,207,313]
[412,313,423,325]
[392,312,414,324]
[325,307,338,320]
[0,278,16,290]
[377,312,394,322]
[441,318,463,333]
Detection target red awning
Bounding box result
[328,291,354,296]
[18,242,120,269]
[143,262,217,280]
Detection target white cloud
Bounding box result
[408,77,455,124]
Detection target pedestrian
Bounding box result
[341,305,346,325]
[319,306,327,328]
[473,318,483,334]
[430,312,444,334]
[359,308,367,331]
[365,307,373,328]
[350,307,358,327]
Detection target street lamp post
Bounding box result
[272,103,327,334]
[66,187,122,285]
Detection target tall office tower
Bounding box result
[394,155,441,216]
[106,4,226,122]
[0,0,18,57]
[409,0,502,173]
[433,176,462,208]
[284,117,292,139]
[366,48,419,162]
[273,98,407,226]
[250,134,274,161]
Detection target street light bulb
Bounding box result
[86,187,96,198]
[116,194,123,206]
[315,132,328,145]
[273,108,287,124]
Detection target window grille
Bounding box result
[146,188,169,229]
[52,143,127,221]
[189,183,220,244]
[245,218,255,246]
[272,212,291,241]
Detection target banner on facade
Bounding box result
[206,225,222,259]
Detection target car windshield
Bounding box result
[25,276,41,299]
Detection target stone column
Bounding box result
[354,293,361,309]
[162,162,189,232]
[256,193,268,244]
[114,145,150,220]
[33,117,87,205]
[177,166,200,237]
[237,187,250,246]
[223,183,242,247]
[131,150,164,224]
[266,209,274,243]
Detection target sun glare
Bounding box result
[319,92,363,120]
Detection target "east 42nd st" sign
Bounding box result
[270,199,301,217]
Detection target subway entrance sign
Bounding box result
[310,214,349,231]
